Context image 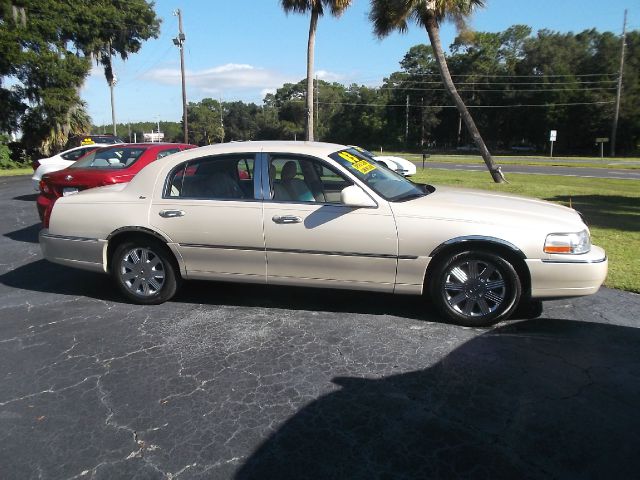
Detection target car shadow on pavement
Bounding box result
[13,194,38,202]
[235,318,640,479]
[2,262,534,324]
[4,222,41,243]
[0,259,120,302]
[175,280,433,321]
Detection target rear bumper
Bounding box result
[527,246,608,298]
[39,229,107,273]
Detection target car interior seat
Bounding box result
[280,161,314,202]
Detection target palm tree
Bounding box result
[370,0,505,183]
[281,0,353,142]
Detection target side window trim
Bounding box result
[263,153,354,205]
[162,153,261,201]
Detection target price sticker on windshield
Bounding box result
[338,151,377,174]
[352,160,376,174]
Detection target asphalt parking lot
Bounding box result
[1,175,639,479]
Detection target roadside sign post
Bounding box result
[549,130,557,158]
[596,137,609,159]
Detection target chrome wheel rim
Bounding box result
[119,247,165,297]
[443,259,506,318]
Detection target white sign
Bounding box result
[549,130,557,141]
[143,132,165,143]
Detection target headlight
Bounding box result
[544,230,591,254]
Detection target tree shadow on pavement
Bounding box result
[546,194,640,232]
[236,318,640,479]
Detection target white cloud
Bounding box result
[143,63,296,96]
[315,70,346,82]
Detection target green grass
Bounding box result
[0,168,32,176]
[411,168,640,294]
[386,152,640,170]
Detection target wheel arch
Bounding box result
[106,227,177,274]
[425,236,531,297]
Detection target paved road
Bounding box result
[418,161,640,180]
[1,176,639,479]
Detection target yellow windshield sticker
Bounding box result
[338,151,377,174]
[81,137,95,145]
[352,160,376,174]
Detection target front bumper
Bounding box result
[527,245,608,298]
[39,229,107,273]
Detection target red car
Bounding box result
[38,143,196,224]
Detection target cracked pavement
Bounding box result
[1,175,639,479]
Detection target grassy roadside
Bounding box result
[386,152,640,170]
[0,168,32,176]
[412,168,640,294]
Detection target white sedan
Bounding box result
[31,144,113,191]
[40,141,607,326]
[352,146,417,176]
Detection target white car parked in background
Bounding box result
[352,146,417,176]
[31,144,113,191]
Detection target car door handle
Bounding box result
[159,209,185,218]
[272,215,302,224]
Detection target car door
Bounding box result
[262,153,398,292]
[149,153,266,282]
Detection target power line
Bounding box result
[385,79,617,86]
[306,100,615,108]
[388,72,618,78]
[376,86,617,93]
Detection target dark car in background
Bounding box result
[37,143,196,224]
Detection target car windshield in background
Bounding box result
[71,147,145,169]
[329,148,425,202]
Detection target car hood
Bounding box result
[391,185,585,231]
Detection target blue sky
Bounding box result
[83,0,637,126]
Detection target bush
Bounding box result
[0,136,16,169]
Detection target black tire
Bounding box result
[429,250,521,327]
[111,239,180,304]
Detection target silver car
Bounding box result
[40,141,607,326]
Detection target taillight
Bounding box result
[39,180,51,194]
[43,203,52,228]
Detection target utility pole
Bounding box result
[108,41,117,136]
[405,95,409,146]
[173,9,188,143]
[315,75,319,141]
[611,9,627,157]
[219,97,224,143]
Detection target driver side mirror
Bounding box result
[340,185,376,208]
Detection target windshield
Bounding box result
[71,147,145,169]
[329,148,425,202]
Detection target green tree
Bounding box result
[187,99,224,146]
[370,0,505,182]
[280,0,353,141]
[0,0,160,155]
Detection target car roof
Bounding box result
[92,142,194,151]
[127,141,350,190]
[183,140,346,156]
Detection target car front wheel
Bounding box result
[112,240,179,304]
[429,251,521,327]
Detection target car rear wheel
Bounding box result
[112,240,179,304]
[429,250,521,327]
